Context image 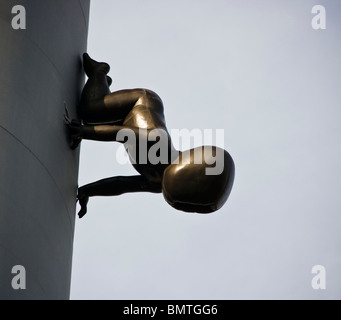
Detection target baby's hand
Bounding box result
[65,118,82,135]
[64,103,83,149]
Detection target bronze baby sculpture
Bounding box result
[66,53,235,218]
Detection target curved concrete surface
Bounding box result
[0,0,90,299]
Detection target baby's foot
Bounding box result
[83,53,110,77]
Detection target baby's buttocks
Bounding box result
[123,91,167,130]
[123,104,151,129]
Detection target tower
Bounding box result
[0,0,90,299]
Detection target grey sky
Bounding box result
[70,0,341,299]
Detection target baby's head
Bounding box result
[162,146,235,213]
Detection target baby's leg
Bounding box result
[80,88,147,125]
[79,54,146,124]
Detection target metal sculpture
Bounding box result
[65,53,235,218]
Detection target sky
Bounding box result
[70,0,341,299]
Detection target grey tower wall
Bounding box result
[0,0,90,299]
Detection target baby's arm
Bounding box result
[83,124,146,142]
[66,120,149,143]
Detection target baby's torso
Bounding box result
[122,90,175,183]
